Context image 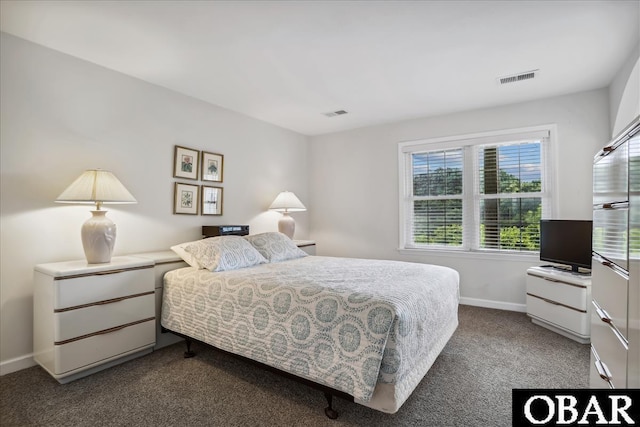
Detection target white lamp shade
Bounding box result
[269,191,306,239]
[268,191,306,212]
[56,169,137,206]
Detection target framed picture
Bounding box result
[173,146,199,180]
[174,182,199,215]
[201,151,224,182]
[201,185,223,216]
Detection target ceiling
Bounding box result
[1,1,638,136]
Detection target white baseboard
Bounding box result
[0,353,36,376]
[460,296,526,313]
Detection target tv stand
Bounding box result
[540,264,591,276]
[525,266,592,343]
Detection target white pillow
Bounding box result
[170,241,202,269]
[245,232,308,263]
[184,236,268,272]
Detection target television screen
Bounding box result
[539,220,593,272]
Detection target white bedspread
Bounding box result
[161,256,459,413]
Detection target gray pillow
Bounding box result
[185,236,267,271]
[245,232,308,262]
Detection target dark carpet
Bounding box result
[0,305,589,426]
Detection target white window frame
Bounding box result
[398,125,557,256]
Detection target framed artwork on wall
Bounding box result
[173,145,199,180]
[201,185,223,215]
[201,151,224,182]
[174,182,199,215]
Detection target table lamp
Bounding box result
[56,169,137,264]
[269,191,306,239]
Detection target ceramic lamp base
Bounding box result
[278,213,296,239]
[81,210,116,264]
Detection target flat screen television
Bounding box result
[539,219,593,273]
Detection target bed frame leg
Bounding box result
[323,392,339,419]
[184,338,196,358]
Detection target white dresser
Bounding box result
[526,266,591,343]
[33,256,156,383]
[590,117,639,389]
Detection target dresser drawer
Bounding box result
[53,319,155,375]
[593,140,628,205]
[53,267,154,309]
[593,207,629,270]
[526,273,588,311]
[591,260,628,339]
[55,293,155,342]
[591,302,628,388]
[526,293,590,336]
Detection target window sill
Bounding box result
[397,247,540,262]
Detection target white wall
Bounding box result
[609,42,639,137]
[0,33,310,373]
[308,89,611,311]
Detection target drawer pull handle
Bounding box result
[591,301,630,350]
[594,255,629,279]
[595,360,613,383]
[95,296,127,305]
[596,307,612,324]
[95,324,128,335]
[601,202,629,210]
[539,296,561,306]
[53,264,152,280]
[95,269,128,276]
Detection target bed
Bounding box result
[161,231,459,417]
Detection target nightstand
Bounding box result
[33,256,156,383]
[295,240,316,255]
[526,266,591,343]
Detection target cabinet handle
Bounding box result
[593,254,629,279]
[601,201,629,210]
[595,360,613,383]
[94,269,128,276]
[596,307,612,324]
[94,296,127,305]
[538,296,561,306]
[591,300,629,349]
[95,324,128,335]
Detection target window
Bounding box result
[399,126,554,253]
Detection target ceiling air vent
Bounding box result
[497,69,539,85]
[323,110,348,118]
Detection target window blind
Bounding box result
[400,127,553,253]
[473,140,548,251]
